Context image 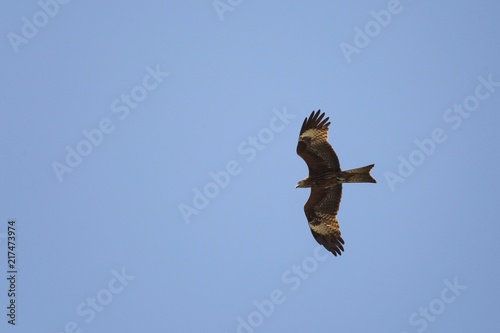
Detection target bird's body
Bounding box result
[296,110,376,256]
[296,164,376,188]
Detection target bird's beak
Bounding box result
[295,184,299,189]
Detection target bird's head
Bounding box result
[295,178,309,188]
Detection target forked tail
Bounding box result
[340,164,376,183]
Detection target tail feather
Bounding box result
[341,164,376,183]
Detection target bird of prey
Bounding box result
[296,110,376,256]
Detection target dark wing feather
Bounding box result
[296,110,341,174]
[305,185,344,256]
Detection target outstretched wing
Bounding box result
[296,110,341,175]
[305,185,344,256]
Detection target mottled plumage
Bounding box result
[296,110,376,256]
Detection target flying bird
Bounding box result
[296,110,376,256]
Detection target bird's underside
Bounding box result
[296,110,376,256]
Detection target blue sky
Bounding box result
[1,1,500,332]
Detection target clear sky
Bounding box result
[1,1,500,332]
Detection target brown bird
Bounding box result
[296,110,376,256]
